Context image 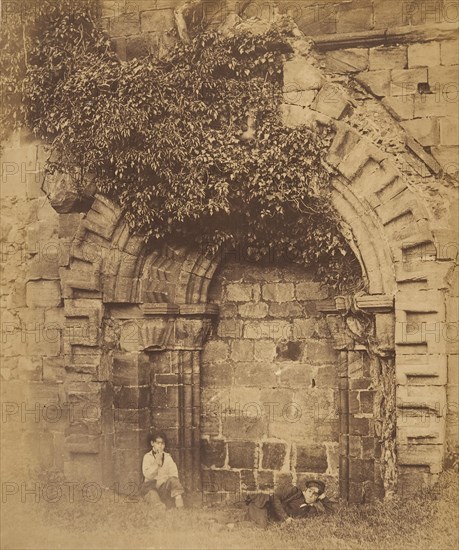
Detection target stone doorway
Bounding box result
[200,259,342,502]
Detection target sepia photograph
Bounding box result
[0,1,458,548]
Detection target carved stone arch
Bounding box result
[60,60,453,498]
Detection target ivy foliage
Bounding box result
[1,0,362,290]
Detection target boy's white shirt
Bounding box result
[142,451,179,487]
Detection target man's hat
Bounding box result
[303,479,326,495]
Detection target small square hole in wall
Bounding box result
[417,82,431,94]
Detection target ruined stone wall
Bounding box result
[1,0,457,500]
[0,130,70,476]
[200,260,342,500]
[318,38,459,178]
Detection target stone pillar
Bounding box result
[117,304,219,493]
[320,294,395,502]
[112,351,151,491]
[338,350,350,500]
[150,309,217,492]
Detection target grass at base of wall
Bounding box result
[1,470,458,550]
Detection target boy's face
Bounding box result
[302,486,320,504]
[151,438,165,454]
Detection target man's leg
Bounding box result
[139,480,156,498]
[157,477,184,508]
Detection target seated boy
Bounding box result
[141,432,184,508]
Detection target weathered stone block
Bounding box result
[448,355,459,386]
[234,362,276,387]
[440,118,459,146]
[348,481,364,503]
[390,68,428,96]
[292,318,316,339]
[58,213,82,238]
[219,303,238,318]
[296,281,328,300]
[402,118,440,146]
[281,104,319,128]
[283,58,322,92]
[226,283,258,302]
[126,34,149,59]
[279,363,312,388]
[373,1,405,28]
[440,39,459,66]
[238,302,268,318]
[382,96,414,120]
[375,313,395,351]
[262,283,294,302]
[397,445,443,473]
[110,13,140,37]
[42,357,64,383]
[201,439,226,468]
[356,70,390,97]
[315,365,337,387]
[66,433,101,454]
[114,386,150,409]
[360,391,375,414]
[253,340,276,362]
[431,146,459,176]
[336,3,373,33]
[217,319,243,339]
[369,46,407,70]
[115,408,150,430]
[349,416,371,436]
[222,415,267,440]
[243,320,291,340]
[152,406,180,427]
[151,385,167,408]
[349,458,374,482]
[408,42,441,68]
[261,442,286,470]
[201,363,233,387]
[325,48,369,73]
[269,302,303,318]
[15,356,41,382]
[201,469,240,494]
[114,429,149,450]
[414,94,458,117]
[397,465,431,498]
[257,470,274,490]
[202,341,229,364]
[27,252,60,281]
[231,340,254,362]
[140,9,175,33]
[228,441,256,469]
[349,435,361,458]
[311,83,351,119]
[296,444,328,473]
[349,391,360,415]
[305,340,338,363]
[429,65,459,89]
[26,280,62,308]
[283,89,317,108]
[241,469,257,491]
[112,352,150,386]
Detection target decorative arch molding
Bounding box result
[59,64,454,499]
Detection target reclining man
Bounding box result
[246,479,332,528]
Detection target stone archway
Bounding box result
[59,54,453,500]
